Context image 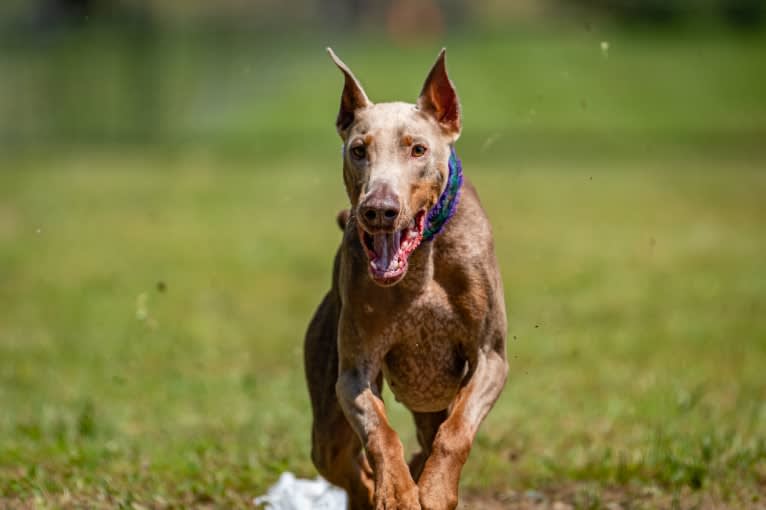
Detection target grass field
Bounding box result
[1,29,765,509]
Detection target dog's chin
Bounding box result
[358,210,427,287]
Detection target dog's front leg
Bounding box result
[337,363,420,510]
[417,346,508,510]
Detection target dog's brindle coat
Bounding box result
[305,49,508,510]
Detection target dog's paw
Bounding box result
[418,489,458,510]
[374,472,420,510]
[417,473,459,510]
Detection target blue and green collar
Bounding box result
[423,147,463,241]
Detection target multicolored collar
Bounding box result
[423,146,463,241]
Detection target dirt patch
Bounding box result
[458,484,766,510]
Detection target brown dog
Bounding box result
[304,48,508,510]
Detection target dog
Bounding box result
[304,48,508,510]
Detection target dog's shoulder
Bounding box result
[336,209,350,230]
[438,179,494,254]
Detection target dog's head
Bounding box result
[328,48,461,287]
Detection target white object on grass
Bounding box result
[254,472,347,510]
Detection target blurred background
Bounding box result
[1,0,764,154]
[1,1,765,508]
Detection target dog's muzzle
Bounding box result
[358,210,426,286]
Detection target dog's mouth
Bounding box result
[358,210,427,286]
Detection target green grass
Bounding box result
[1,152,764,508]
[1,29,765,509]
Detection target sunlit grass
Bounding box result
[1,150,764,507]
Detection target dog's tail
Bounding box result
[336,209,350,231]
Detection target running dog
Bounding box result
[305,48,508,510]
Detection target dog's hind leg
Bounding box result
[305,290,374,510]
[408,410,448,482]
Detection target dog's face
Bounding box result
[329,48,462,286]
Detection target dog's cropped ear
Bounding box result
[417,48,461,140]
[327,48,371,136]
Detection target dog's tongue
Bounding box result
[372,231,401,271]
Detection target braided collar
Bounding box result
[423,146,463,241]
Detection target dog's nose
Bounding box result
[360,187,400,230]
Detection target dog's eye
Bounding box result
[350,145,367,160]
[411,144,427,157]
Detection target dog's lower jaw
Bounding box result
[370,269,407,287]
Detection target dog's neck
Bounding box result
[423,146,463,242]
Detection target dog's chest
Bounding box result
[379,295,469,413]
